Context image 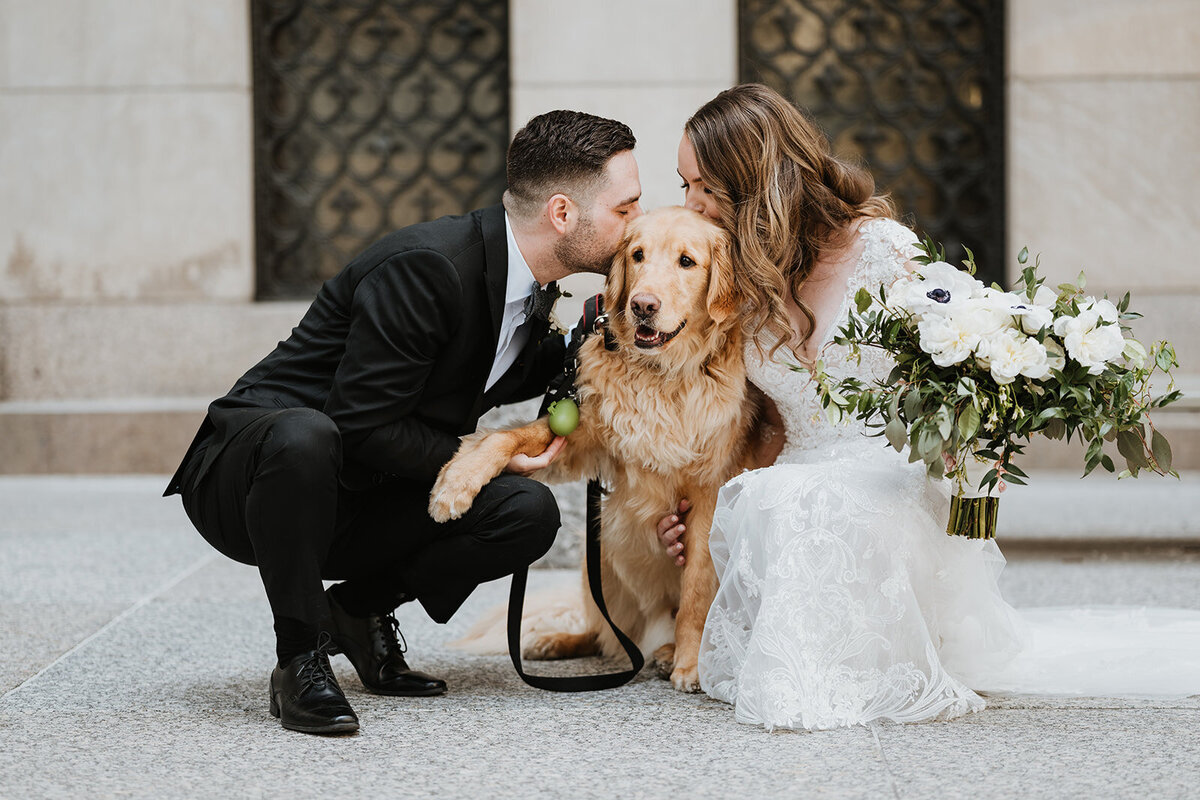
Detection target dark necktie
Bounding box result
[523,281,560,323]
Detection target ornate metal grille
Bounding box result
[739,0,1005,284]
[251,0,509,299]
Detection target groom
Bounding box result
[164,110,642,735]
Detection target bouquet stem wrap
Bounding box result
[948,458,998,539]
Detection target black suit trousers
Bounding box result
[178,407,559,630]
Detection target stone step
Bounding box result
[0,398,206,474]
[1,382,1197,476]
[996,469,1200,545]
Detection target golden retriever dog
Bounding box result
[428,206,755,692]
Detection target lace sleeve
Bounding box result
[849,218,920,295]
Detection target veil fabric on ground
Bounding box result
[697,218,1200,732]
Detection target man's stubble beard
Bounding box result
[553,211,614,276]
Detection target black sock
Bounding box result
[274,616,320,667]
[329,580,406,618]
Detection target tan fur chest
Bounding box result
[576,337,751,485]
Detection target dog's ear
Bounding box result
[705,227,737,323]
[604,236,629,316]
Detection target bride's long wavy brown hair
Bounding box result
[684,84,895,356]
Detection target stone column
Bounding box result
[0,0,300,472]
[1008,0,1200,468]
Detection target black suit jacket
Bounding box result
[165,205,565,496]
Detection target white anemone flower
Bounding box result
[890,261,982,318]
[984,288,1054,334]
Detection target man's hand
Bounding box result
[656,498,690,567]
[504,435,566,476]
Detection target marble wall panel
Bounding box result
[0,0,249,88]
[0,90,254,303]
[512,0,736,86]
[0,302,308,401]
[1010,0,1200,78]
[1007,79,1200,292]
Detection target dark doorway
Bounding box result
[740,0,1005,284]
[251,0,510,299]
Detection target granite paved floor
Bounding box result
[2,476,1199,800]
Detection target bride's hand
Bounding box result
[656,498,690,566]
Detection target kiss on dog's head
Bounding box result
[604,207,737,368]
[431,206,757,692]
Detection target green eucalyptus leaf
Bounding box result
[855,287,872,314]
[1117,430,1150,469]
[1151,430,1173,473]
[904,390,923,422]
[928,453,945,479]
[885,417,907,452]
[957,405,980,441]
[1005,462,1029,479]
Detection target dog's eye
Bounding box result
[679,254,695,268]
[632,248,644,263]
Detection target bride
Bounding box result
[659,83,1200,731]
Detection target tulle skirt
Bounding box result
[698,450,1200,731]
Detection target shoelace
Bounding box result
[381,613,408,657]
[296,632,339,694]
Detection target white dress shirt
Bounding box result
[485,213,539,391]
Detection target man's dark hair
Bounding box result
[504,110,636,218]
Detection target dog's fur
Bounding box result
[428,207,756,692]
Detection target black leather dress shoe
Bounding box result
[327,588,447,697]
[269,637,359,735]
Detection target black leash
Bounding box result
[505,294,644,691]
[506,479,645,691]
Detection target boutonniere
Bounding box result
[526,282,571,336]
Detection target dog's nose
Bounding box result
[630,294,660,320]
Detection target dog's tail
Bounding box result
[448,584,586,655]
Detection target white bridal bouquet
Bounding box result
[812,241,1181,539]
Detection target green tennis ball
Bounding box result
[547,398,580,436]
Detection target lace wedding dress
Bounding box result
[697,217,1200,731]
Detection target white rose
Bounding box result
[964,293,1019,336]
[975,328,1052,384]
[1029,285,1058,307]
[1067,322,1126,374]
[1014,304,1054,334]
[916,315,979,366]
[1053,308,1099,340]
[1081,296,1119,324]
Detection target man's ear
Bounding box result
[546,194,572,234]
[705,228,736,323]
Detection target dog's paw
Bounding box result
[670,663,702,693]
[651,643,675,681]
[523,631,597,661]
[427,493,466,523]
[427,477,480,523]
